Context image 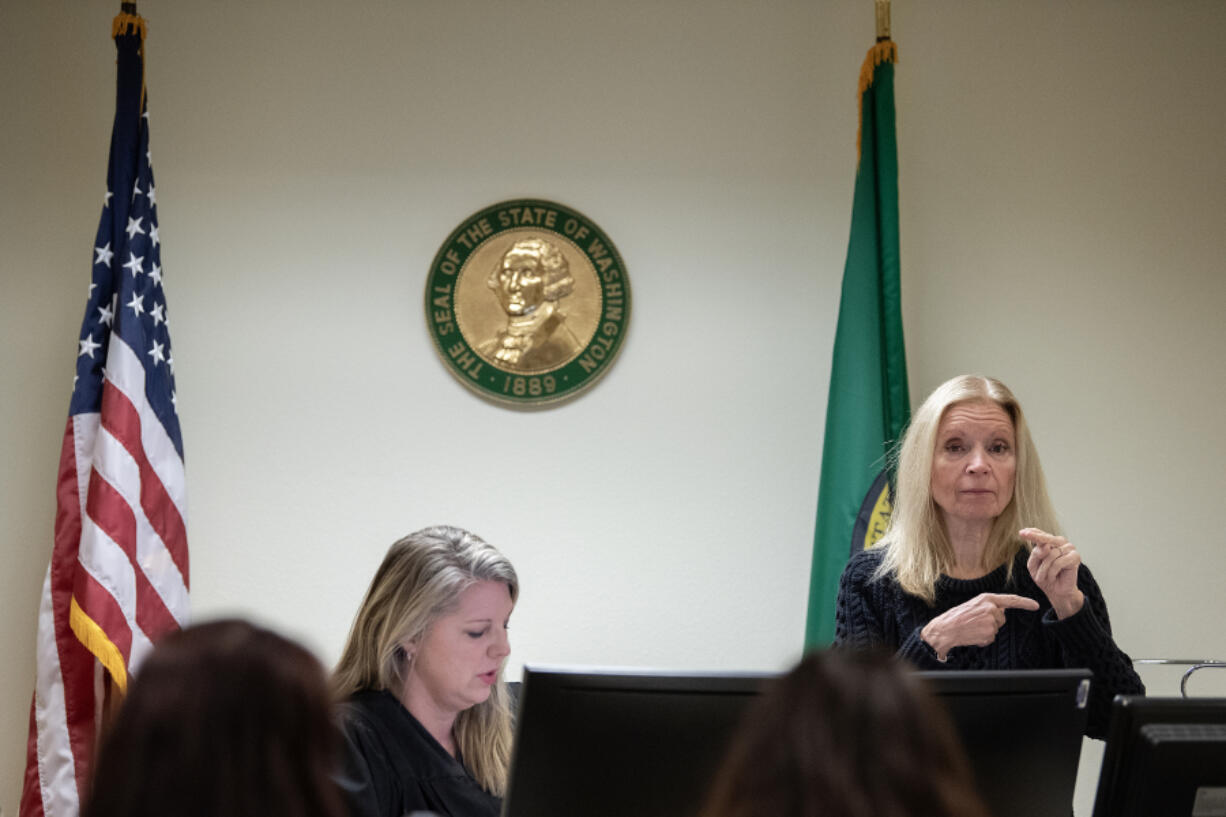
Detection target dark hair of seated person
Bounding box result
[83,619,349,817]
[700,649,990,817]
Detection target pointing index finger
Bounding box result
[985,593,1041,611]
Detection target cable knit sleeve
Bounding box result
[1044,563,1145,739]
[834,549,887,649]
[833,550,941,667]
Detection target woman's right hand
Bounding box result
[920,593,1040,661]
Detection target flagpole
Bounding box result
[875,0,891,41]
[804,0,909,649]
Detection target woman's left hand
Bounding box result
[1020,527,1085,619]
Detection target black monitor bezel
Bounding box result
[503,665,1092,817]
[1091,694,1226,817]
[919,668,1092,817]
[915,667,1092,696]
[502,665,774,817]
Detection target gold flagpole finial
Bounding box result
[875,0,891,41]
[112,1,146,40]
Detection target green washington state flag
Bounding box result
[804,39,911,649]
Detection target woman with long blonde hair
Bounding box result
[334,525,518,817]
[834,375,1143,738]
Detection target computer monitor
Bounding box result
[1091,695,1226,817]
[916,668,1092,817]
[502,665,1090,817]
[501,665,773,817]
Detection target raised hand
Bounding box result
[1020,527,1085,619]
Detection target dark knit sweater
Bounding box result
[834,546,1144,739]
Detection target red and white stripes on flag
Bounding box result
[71,337,190,675]
[22,12,189,817]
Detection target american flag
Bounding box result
[21,12,189,817]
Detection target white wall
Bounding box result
[3,2,1224,815]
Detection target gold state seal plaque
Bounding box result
[426,199,631,407]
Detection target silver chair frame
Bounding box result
[1133,658,1226,697]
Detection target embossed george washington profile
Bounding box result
[425,199,631,407]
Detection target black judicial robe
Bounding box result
[338,689,501,817]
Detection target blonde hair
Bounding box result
[874,375,1059,603]
[333,525,519,795]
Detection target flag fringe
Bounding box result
[110,11,150,146]
[111,12,147,41]
[856,39,899,163]
[68,598,129,694]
